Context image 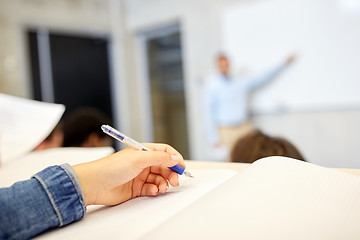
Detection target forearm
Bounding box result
[0,164,85,239]
[247,62,287,90]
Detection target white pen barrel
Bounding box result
[124,137,151,151]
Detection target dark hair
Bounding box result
[62,107,112,147]
[230,129,305,163]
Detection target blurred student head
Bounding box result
[217,53,230,76]
[62,107,113,148]
[231,129,305,163]
[34,123,64,151]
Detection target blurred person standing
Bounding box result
[203,53,295,160]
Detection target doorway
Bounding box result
[27,29,113,121]
[141,24,189,159]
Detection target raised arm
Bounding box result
[246,54,296,91]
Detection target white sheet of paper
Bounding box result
[0,94,65,164]
[145,157,360,240]
[35,169,237,240]
[0,147,115,187]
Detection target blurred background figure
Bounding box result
[62,107,113,148]
[231,129,305,163]
[203,53,295,160]
[33,123,64,151]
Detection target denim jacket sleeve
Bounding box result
[0,164,86,240]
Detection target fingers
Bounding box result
[131,143,186,169]
[140,183,159,196]
[143,143,183,161]
[134,172,177,197]
[149,166,180,187]
[146,173,169,193]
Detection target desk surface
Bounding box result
[185,160,360,176]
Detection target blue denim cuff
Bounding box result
[33,164,86,226]
[59,163,86,208]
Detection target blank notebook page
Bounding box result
[145,157,360,240]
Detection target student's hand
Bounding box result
[73,143,184,206]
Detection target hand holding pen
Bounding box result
[73,142,188,206]
[101,125,194,178]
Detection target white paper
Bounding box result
[0,147,115,187]
[35,169,237,240]
[145,157,360,240]
[0,94,65,164]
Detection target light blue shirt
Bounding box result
[203,63,286,144]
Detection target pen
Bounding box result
[101,125,194,178]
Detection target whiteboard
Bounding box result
[221,0,360,113]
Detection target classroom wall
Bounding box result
[0,14,27,97]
